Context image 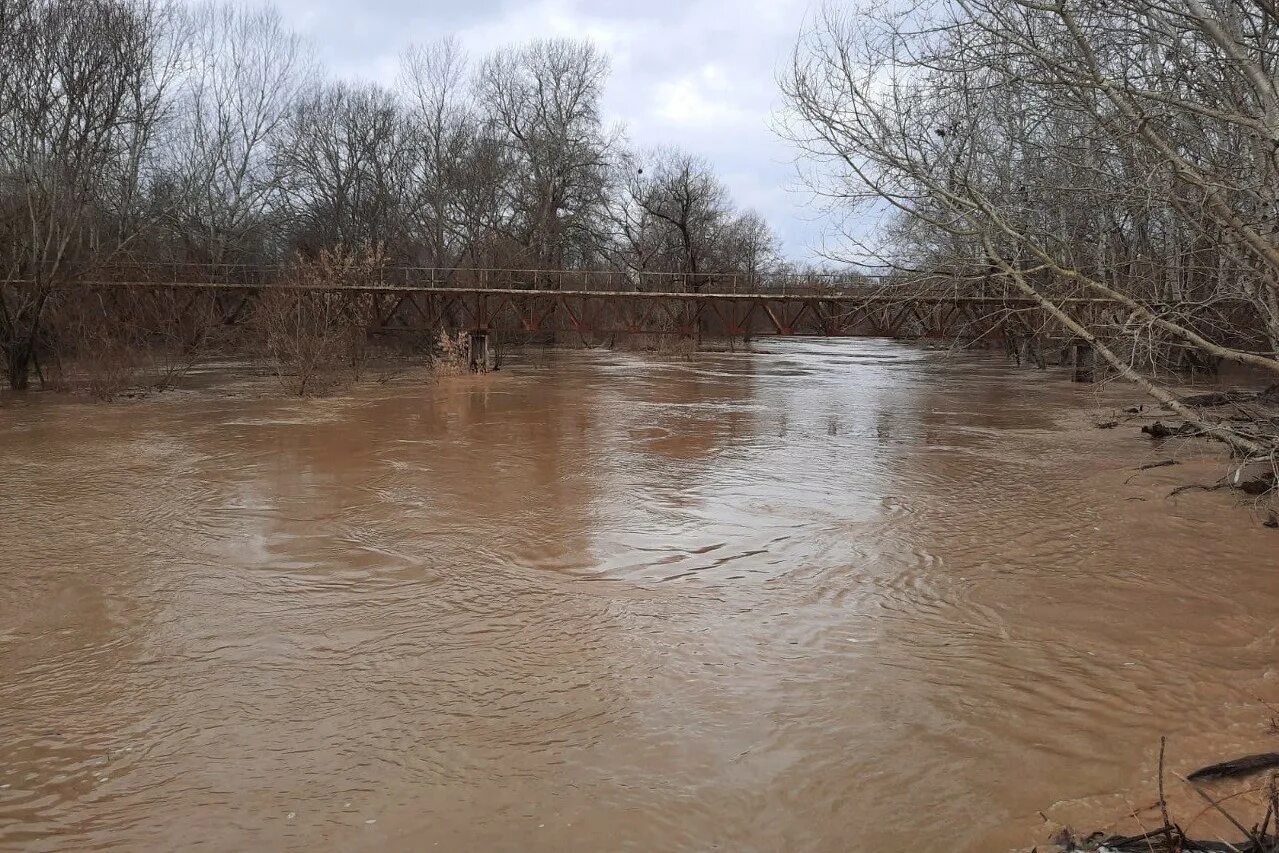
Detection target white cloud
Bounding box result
[652,64,750,128]
[453,0,642,61]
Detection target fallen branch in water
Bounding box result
[1125,459,1181,485]
[1190,755,1279,784]
[1107,384,1279,521]
[1053,740,1279,853]
[1144,420,1206,439]
[1162,470,1276,506]
[1177,772,1264,849]
[1168,481,1230,498]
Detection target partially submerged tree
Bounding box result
[0,0,178,389]
[0,4,778,392]
[782,0,1279,458]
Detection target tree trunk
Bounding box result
[6,341,32,390]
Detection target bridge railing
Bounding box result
[22,260,961,300]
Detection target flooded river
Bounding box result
[2,340,1277,852]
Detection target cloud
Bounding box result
[454,0,643,63]
[652,65,750,128]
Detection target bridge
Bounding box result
[11,262,1125,342]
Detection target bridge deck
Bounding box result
[21,278,1118,305]
[0,278,1135,340]
[8,267,1191,339]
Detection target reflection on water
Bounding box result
[1,339,1277,852]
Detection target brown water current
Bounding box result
[2,339,1278,852]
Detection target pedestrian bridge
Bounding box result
[19,263,1122,341]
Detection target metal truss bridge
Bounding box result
[11,263,1128,341]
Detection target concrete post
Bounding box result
[468,331,492,372]
[1072,342,1096,382]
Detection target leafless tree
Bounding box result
[631,148,730,289]
[399,38,485,272]
[273,81,410,257]
[477,39,616,271]
[782,0,1279,457]
[163,1,314,266]
[0,0,180,389]
[255,244,387,394]
[719,209,778,283]
[612,147,778,289]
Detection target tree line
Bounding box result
[783,0,1279,458]
[0,0,779,390]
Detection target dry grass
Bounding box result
[431,329,471,376]
[255,244,387,396]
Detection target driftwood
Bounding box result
[1168,481,1228,497]
[1178,390,1264,408]
[1059,824,1274,852]
[1143,420,1205,439]
[1167,472,1275,502]
[1188,753,1279,782]
[1058,740,1279,853]
[1237,473,1278,496]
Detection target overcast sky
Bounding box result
[252,0,832,263]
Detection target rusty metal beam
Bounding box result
[24,277,1180,341]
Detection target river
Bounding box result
[1,339,1277,852]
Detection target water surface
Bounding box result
[2,340,1276,851]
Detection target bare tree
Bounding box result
[0,0,180,389]
[399,38,485,272]
[255,244,387,395]
[273,81,411,257]
[633,148,729,289]
[782,0,1279,456]
[718,209,778,283]
[163,1,314,266]
[612,147,777,288]
[477,39,615,270]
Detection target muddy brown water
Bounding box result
[2,339,1277,852]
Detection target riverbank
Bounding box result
[1085,383,1279,524]
[1047,735,1279,852]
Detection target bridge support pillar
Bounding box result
[468,331,493,373]
[1071,342,1095,382]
